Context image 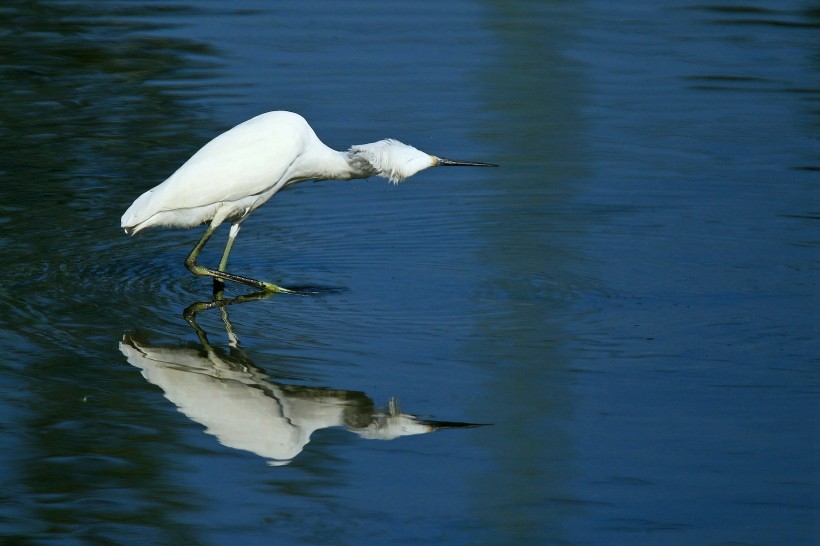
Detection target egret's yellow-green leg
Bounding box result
[213,223,242,336]
[218,223,241,272]
[184,224,293,294]
[213,223,241,294]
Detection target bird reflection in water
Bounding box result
[120,292,483,465]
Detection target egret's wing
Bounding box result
[123,112,307,227]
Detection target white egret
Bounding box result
[121,111,496,293]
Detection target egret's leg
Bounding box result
[218,223,241,272]
[213,222,241,294]
[184,225,293,294]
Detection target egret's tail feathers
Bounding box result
[121,189,158,235]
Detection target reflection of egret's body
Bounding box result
[121,111,496,293]
[120,296,483,465]
[121,336,358,464]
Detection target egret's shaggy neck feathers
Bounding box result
[347,139,434,184]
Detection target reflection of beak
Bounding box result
[435,157,499,167]
[421,420,488,432]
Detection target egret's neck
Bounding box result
[296,144,377,182]
[343,151,380,180]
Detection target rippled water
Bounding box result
[1,1,817,544]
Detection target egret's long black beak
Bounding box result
[435,157,498,167]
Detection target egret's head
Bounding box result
[349,139,497,184]
[349,139,434,183]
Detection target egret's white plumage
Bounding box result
[121,110,496,292]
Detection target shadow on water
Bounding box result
[121,292,485,466]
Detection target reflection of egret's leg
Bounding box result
[182,291,273,371]
[220,305,241,348]
[183,300,213,349]
[185,224,293,294]
[184,291,273,323]
[183,290,275,347]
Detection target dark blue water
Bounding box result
[1,1,817,544]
